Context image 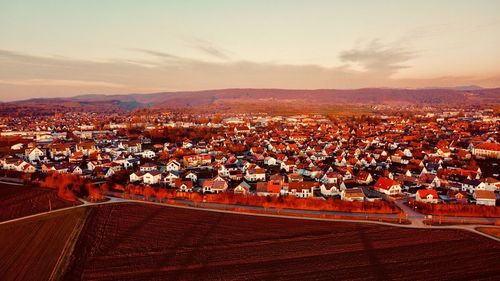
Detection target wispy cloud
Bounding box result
[0,78,125,88]
[187,38,231,60]
[128,48,180,60]
[339,39,415,76]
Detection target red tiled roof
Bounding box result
[374,177,399,190]
[476,142,500,151]
[417,189,438,199]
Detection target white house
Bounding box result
[234,181,251,195]
[341,188,365,201]
[286,182,316,198]
[143,171,162,185]
[166,160,181,172]
[140,162,157,172]
[373,177,402,195]
[185,172,198,183]
[140,150,156,159]
[264,156,277,166]
[474,190,496,206]
[25,147,45,163]
[202,179,228,193]
[164,171,180,187]
[129,171,144,183]
[244,168,266,182]
[416,189,439,204]
[320,183,341,197]
[218,165,230,177]
[321,172,341,184]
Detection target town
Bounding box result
[0,105,499,220]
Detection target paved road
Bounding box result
[394,199,426,227]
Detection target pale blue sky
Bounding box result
[1,0,499,100]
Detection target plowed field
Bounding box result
[65,203,500,281]
[0,183,78,222]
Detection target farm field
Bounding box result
[65,203,500,281]
[0,207,88,281]
[0,182,78,222]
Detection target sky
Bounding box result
[0,0,499,101]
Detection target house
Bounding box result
[183,154,211,167]
[356,171,373,184]
[69,151,84,163]
[69,165,83,174]
[25,147,45,162]
[175,179,194,192]
[416,189,439,204]
[244,168,266,182]
[15,160,36,173]
[218,164,230,177]
[484,177,500,191]
[140,150,156,159]
[164,171,180,187]
[474,190,496,206]
[125,141,142,153]
[321,172,341,184]
[11,143,23,150]
[280,160,296,172]
[124,157,140,169]
[461,179,486,193]
[92,167,114,179]
[185,171,198,182]
[229,170,243,181]
[143,171,162,185]
[202,179,228,193]
[264,156,277,166]
[166,160,181,172]
[48,144,71,160]
[41,163,57,173]
[234,181,251,195]
[341,188,365,201]
[234,125,250,134]
[286,182,316,198]
[472,142,500,159]
[373,177,402,195]
[76,142,99,156]
[140,162,157,172]
[320,183,340,197]
[256,178,283,196]
[447,190,469,204]
[129,171,144,183]
[288,173,304,183]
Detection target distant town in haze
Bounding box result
[0,1,499,281]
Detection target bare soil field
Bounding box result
[65,203,500,281]
[0,207,88,281]
[0,182,78,222]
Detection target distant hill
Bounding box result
[2,87,500,114]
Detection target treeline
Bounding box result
[411,200,500,217]
[118,184,400,214]
[205,193,400,214]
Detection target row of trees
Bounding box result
[117,184,399,214]
[411,200,500,217]
[204,193,400,214]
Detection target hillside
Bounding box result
[2,87,500,115]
